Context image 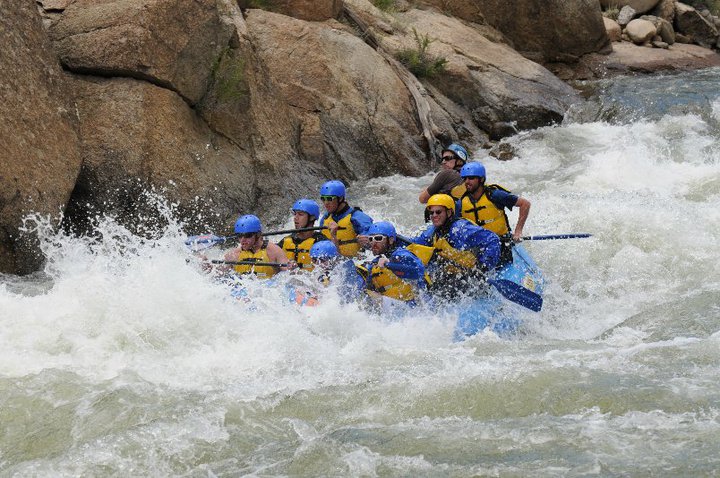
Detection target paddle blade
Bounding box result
[185,234,227,252]
[489,278,543,312]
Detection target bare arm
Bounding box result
[418,188,431,204]
[266,242,290,266]
[512,197,531,242]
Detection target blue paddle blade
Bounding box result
[185,234,227,252]
[488,278,543,312]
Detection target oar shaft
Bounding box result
[501,233,592,242]
[522,233,592,241]
[211,260,288,268]
[262,226,330,236]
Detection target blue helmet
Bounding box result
[234,214,262,234]
[442,143,469,163]
[460,162,486,179]
[292,199,320,219]
[309,240,339,259]
[367,221,396,240]
[320,180,346,198]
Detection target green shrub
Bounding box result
[371,0,395,11]
[603,6,620,20]
[396,28,448,78]
[210,48,248,102]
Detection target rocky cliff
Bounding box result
[0,0,710,275]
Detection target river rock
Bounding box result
[626,19,658,43]
[675,2,719,49]
[419,0,611,63]
[0,0,82,275]
[641,15,676,44]
[48,0,234,106]
[600,0,661,14]
[617,6,638,27]
[605,17,623,41]
[373,6,581,133]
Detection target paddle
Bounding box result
[397,233,543,311]
[503,233,592,242]
[186,226,345,251]
[488,278,543,312]
[211,259,289,268]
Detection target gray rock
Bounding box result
[618,6,638,27]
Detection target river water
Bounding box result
[1,68,719,476]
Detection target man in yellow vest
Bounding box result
[223,214,288,279]
[277,199,327,271]
[411,194,500,301]
[356,221,427,306]
[418,143,468,204]
[458,162,531,263]
[318,180,373,257]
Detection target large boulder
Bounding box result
[626,19,658,43]
[369,6,581,133]
[237,0,341,21]
[0,0,82,274]
[675,2,719,48]
[243,10,427,181]
[64,77,256,234]
[48,0,234,105]
[600,0,661,14]
[419,0,611,63]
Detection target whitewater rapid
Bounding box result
[1,68,719,476]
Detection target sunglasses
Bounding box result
[427,209,445,216]
[438,155,456,163]
[238,232,257,239]
[320,195,337,202]
[368,235,386,243]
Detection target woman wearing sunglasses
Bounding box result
[355,221,427,307]
[318,180,374,258]
[222,214,289,279]
[418,143,468,204]
[410,194,500,301]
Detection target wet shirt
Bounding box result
[426,169,464,196]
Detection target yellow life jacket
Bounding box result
[432,236,477,274]
[449,183,466,201]
[405,243,434,266]
[357,263,416,302]
[233,240,276,278]
[279,234,324,271]
[459,184,511,236]
[320,209,360,257]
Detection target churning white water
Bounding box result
[2,69,720,476]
